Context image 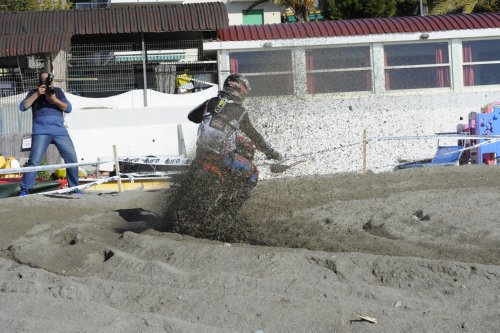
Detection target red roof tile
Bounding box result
[0,33,73,57]
[217,12,500,41]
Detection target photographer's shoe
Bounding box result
[70,188,85,195]
[19,190,30,197]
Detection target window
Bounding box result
[228,50,294,96]
[384,42,450,90]
[242,10,264,25]
[306,46,372,94]
[463,39,500,87]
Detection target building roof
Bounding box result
[217,12,500,41]
[0,33,73,58]
[0,3,229,57]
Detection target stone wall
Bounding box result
[246,89,500,177]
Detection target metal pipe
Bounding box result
[141,33,148,107]
[0,160,113,175]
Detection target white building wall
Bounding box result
[225,2,282,25]
[108,0,283,26]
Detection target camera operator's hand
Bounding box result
[43,89,68,112]
[37,85,46,96]
[46,91,57,103]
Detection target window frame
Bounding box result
[219,36,500,98]
[382,41,452,92]
[226,49,295,97]
[461,37,500,88]
[304,44,374,95]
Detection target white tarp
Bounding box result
[64,87,218,170]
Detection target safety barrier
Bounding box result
[5,133,500,196]
[258,133,500,174]
[0,160,113,175]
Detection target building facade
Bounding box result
[74,0,283,25]
[207,13,500,175]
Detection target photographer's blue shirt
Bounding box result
[19,87,72,135]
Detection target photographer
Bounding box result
[18,71,81,196]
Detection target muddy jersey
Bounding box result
[192,96,274,159]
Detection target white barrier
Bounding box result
[370,134,500,142]
[0,160,113,175]
[273,134,500,160]
[39,176,120,195]
[258,133,500,173]
[5,134,500,179]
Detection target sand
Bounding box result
[0,165,499,332]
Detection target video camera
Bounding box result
[43,73,55,96]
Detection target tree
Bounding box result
[0,0,71,12]
[321,0,398,20]
[321,0,499,20]
[428,0,500,14]
[395,0,423,16]
[275,0,318,22]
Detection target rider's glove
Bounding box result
[266,149,282,161]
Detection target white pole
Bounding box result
[113,145,123,193]
[363,129,367,175]
[141,33,148,107]
[177,124,188,157]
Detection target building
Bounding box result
[74,0,283,25]
[206,12,500,174]
[0,3,228,160]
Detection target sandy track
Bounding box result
[0,165,499,332]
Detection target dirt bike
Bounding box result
[159,144,305,240]
[160,153,258,241]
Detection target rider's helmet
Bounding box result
[221,73,251,104]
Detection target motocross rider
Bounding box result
[188,73,282,194]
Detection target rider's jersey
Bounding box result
[197,98,247,157]
[192,95,274,160]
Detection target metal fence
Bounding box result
[0,39,217,160]
[0,67,39,135]
[67,40,218,97]
[0,68,61,162]
[0,67,35,159]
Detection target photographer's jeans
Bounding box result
[21,134,79,192]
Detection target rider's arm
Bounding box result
[240,113,276,156]
[188,100,208,124]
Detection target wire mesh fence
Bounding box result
[67,40,218,97]
[0,68,61,161]
[0,39,217,114]
[0,39,218,159]
[0,67,36,136]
